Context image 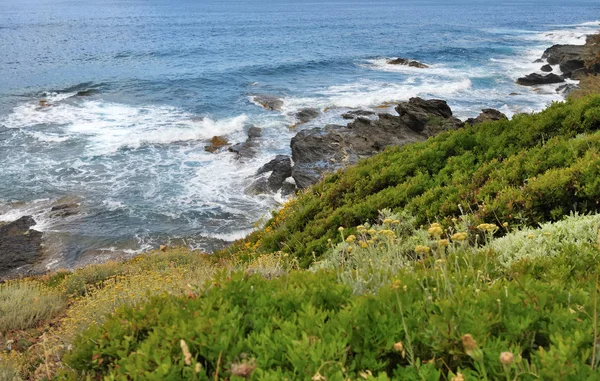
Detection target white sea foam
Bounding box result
[2,100,248,155]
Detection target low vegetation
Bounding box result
[2,95,600,380]
[58,212,600,380]
[222,95,600,266]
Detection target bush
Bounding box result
[0,281,65,332]
[62,234,600,380]
[222,95,600,266]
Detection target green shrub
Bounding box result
[62,234,600,380]
[222,95,600,265]
[0,281,65,332]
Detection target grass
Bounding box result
[0,281,65,333]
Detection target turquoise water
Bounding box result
[0,0,598,267]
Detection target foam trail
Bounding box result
[2,100,248,155]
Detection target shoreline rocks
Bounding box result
[387,57,429,68]
[465,109,508,125]
[516,73,565,86]
[252,95,284,111]
[0,216,43,279]
[290,97,464,189]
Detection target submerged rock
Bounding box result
[229,126,263,160]
[295,108,320,124]
[0,216,43,279]
[205,136,229,153]
[387,57,429,68]
[252,95,284,111]
[465,109,508,125]
[290,98,463,189]
[516,73,565,86]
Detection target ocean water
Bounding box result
[0,0,599,269]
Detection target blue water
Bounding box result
[0,0,598,268]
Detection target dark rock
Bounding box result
[516,73,565,86]
[50,202,79,218]
[533,59,544,63]
[295,108,320,124]
[559,59,586,78]
[387,58,429,68]
[291,97,463,189]
[465,109,508,125]
[542,44,584,65]
[341,110,376,119]
[0,216,43,279]
[75,89,99,97]
[250,155,293,193]
[228,142,254,157]
[395,98,463,135]
[541,64,553,72]
[556,83,579,96]
[509,92,520,96]
[281,180,297,197]
[252,95,284,111]
[247,126,262,139]
[205,136,229,153]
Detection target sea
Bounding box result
[0,0,598,269]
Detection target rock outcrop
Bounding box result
[290,98,463,189]
[541,64,553,72]
[387,58,429,68]
[465,109,508,125]
[341,110,376,119]
[205,136,229,153]
[246,155,292,194]
[295,108,320,125]
[229,127,262,159]
[252,95,284,111]
[0,216,43,279]
[516,73,565,86]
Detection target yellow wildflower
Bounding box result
[451,232,468,241]
[438,239,449,247]
[415,245,431,254]
[345,235,356,243]
[383,218,393,224]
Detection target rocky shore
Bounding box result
[2,33,598,281]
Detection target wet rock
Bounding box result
[295,108,320,124]
[229,127,262,160]
[542,44,584,66]
[0,216,43,279]
[252,95,284,111]
[291,98,462,189]
[387,57,429,68]
[49,202,79,218]
[247,126,262,139]
[465,109,508,125]
[246,155,292,195]
[516,73,565,86]
[541,64,553,72]
[205,136,229,153]
[341,110,376,119]
[75,89,99,97]
[256,155,292,192]
[556,83,579,96]
[229,141,257,159]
